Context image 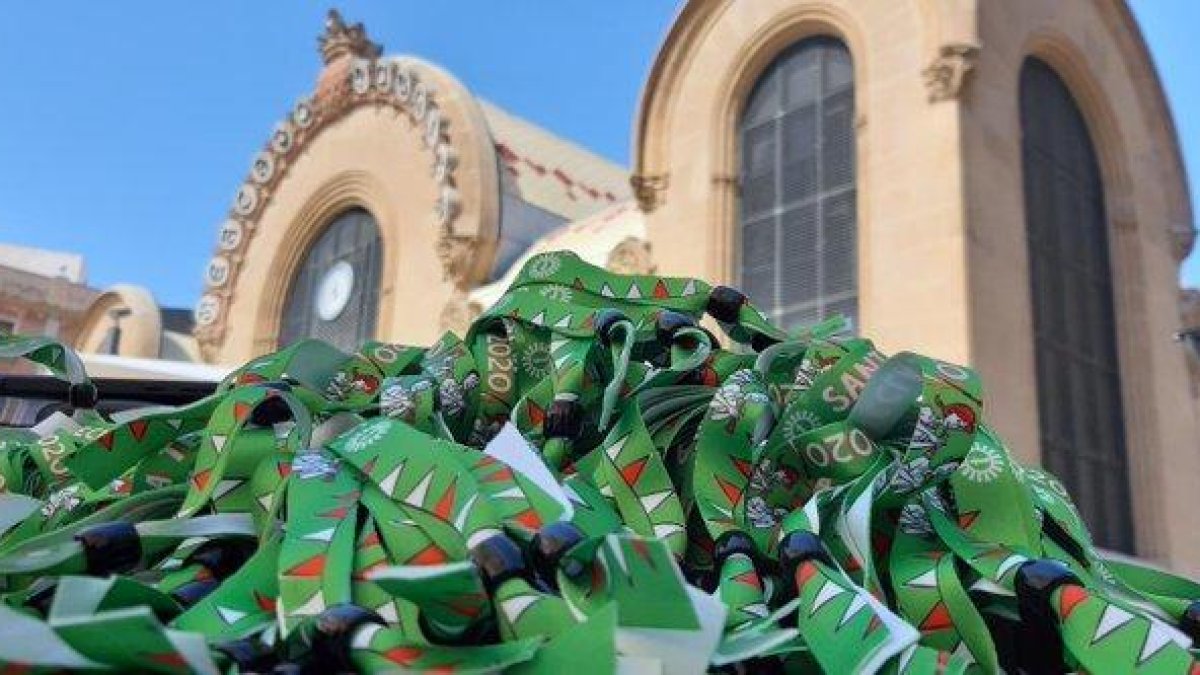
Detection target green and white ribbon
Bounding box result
[0,249,1196,673]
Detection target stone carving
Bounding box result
[196,13,476,353]
[630,172,669,213]
[607,237,656,275]
[1170,221,1196,263]
[318,9,382,65]
[439,290,483,335]
[922,43,980,102]
[435,235,478,287]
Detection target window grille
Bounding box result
[280,208,382,353]
[738,36,856,333]
[1020,58,1134,552]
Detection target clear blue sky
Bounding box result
[0,2,1196,309]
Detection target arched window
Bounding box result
[738,36,856,332]
[1020,58,1133,552]
[280,208,382,353]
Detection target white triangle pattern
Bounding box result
[405,471,434,508]
[653,523,684,538]
[810,581,848,616]
[639,490,672,514]
[500,594,538,622]
[303,527,336,542]
[905,569,937,589]
[217,606,247,624]
[838,593,869,627]
[291,590,326,616]
[1138,621,1176,664]
[1091,605,1135,644]
[378,463,404,496]
[213,479,242,500]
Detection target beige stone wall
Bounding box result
[75,285,163,358]
[215,107,456,362]
[633,0,975,364]
[202,55,502,366]
[634,0,1197,571]
[963,0,1198,571]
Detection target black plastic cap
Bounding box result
[68,382,98,409]
[470,533,528,595]
[777,531,832,582]
[216,638,279,673]
[1013,559,1078,674]
[706,286,747,324]
[183,538,257,580]
[22,579,57,617]
[75,521,142,575]
[251,393,294,427]
[750,332,781,353]
[170,578,221,607]
[1015,559,1080,615]
[713,531,758,568]
[593,310,629,347]
[529,521,586,590]
[544,398,584,440]
[309,604,386,673]
[655,311,697,347]
[1179,600,1200,642]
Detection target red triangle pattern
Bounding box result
[385,647,424,666]
[233,402,251,422]
[794,560,819,592]
[527,400,546,427]
[514,509,543,530]
[957,511,980,529]
[192,469,212,492]
[732,569,762,590]
[630,538,655,569]
[286,554,327,577]
[653,279,670,299]
[620,458,649,487]
[919,602,953,632]
[730,458,753,479]
[319,506,350,520]
[147,653,188,668]
[98,431,115,451]
[254,590,276,612]
[482,467,514,483]
[864,614,883,637]
[715,476,743,506]
[1057,585,1088,620]
[408,544,448,565]
[445,595,487,619]
[433,480,457,520]
[129,419,149,441]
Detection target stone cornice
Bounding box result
[194,55,467,356]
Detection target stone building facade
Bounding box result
[0,244,95,348]
[628,0,1198,571]
[64,4,1199,571]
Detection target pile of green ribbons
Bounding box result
[2,250,1199,674]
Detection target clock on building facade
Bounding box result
[279,208,381,352]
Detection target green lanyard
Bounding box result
[0,249,1197,673]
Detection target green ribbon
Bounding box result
[0,250,1196,673]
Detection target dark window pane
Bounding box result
[1020,58,1133,552]
[279,208,383,353]
[738,36,856,331]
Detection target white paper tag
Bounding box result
[482,422,574,519]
